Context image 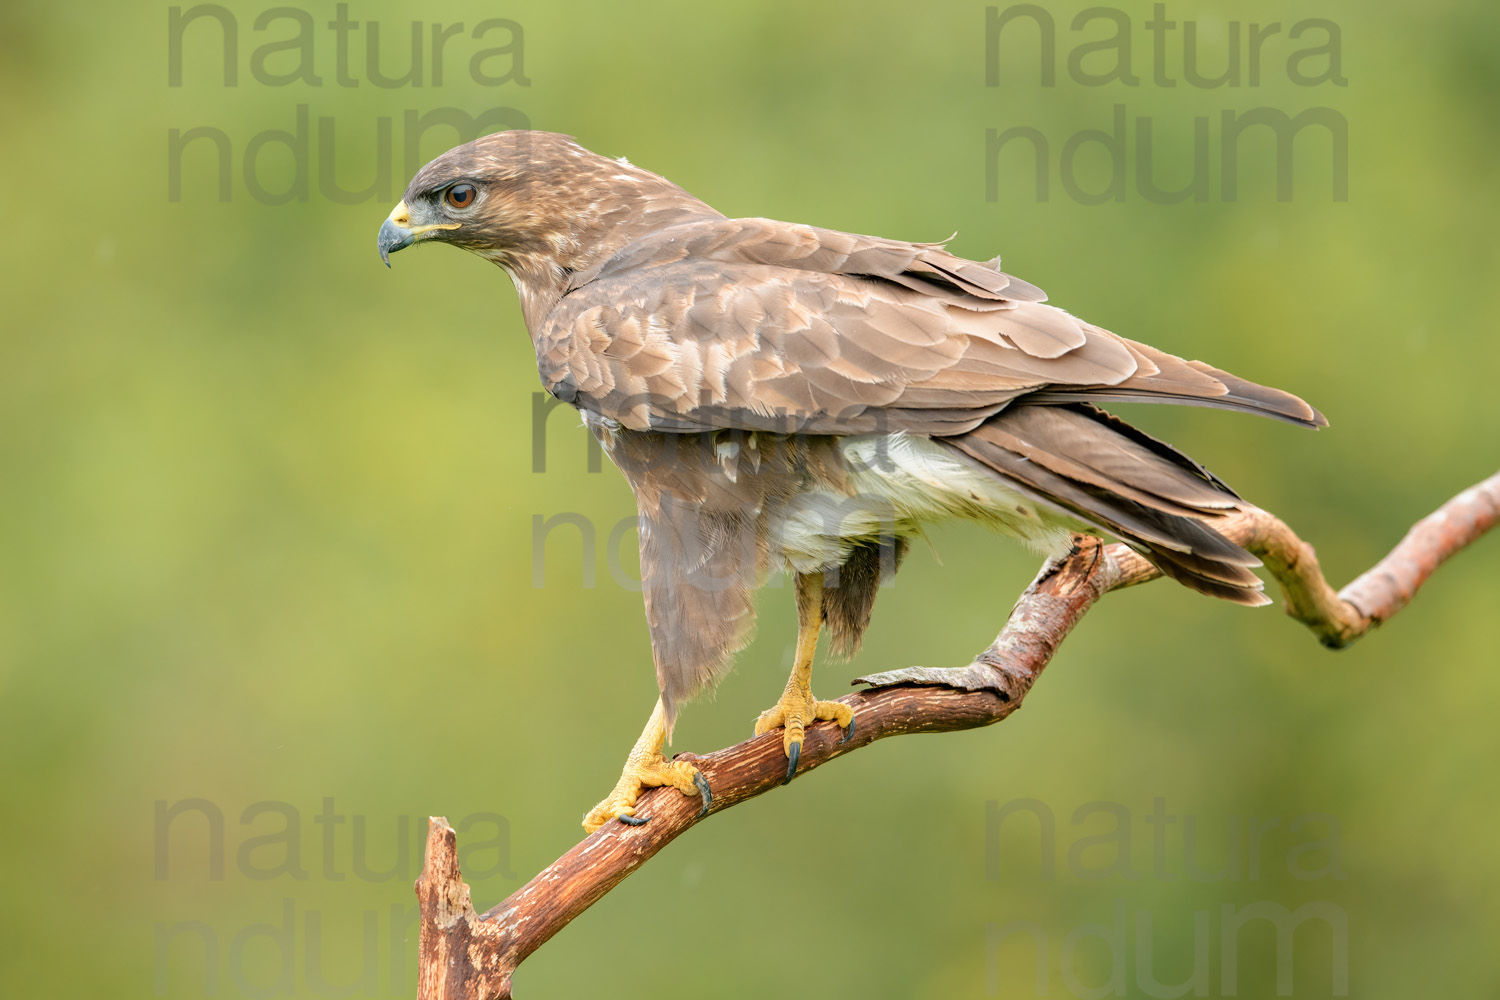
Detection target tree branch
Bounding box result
[416,470,1500,999]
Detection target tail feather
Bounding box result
[944,403,1270,605]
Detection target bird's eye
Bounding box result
[445,183,477,209]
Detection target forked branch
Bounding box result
[416,471,1500,999]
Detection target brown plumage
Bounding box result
[378,132,1325,817]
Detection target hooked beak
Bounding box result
[377,216,412,266]
[377,200,461,267]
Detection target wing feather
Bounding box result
[539,217,1324,434]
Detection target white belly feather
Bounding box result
[775,432,1074,574]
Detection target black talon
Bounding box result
[783,741,801,785]
[693,770,712,817]
[839,716,856,744]
[617,813,649,826]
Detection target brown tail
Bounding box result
[943,403,1271,605]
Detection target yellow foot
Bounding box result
[753,689,855,785]
[582,754,710,834]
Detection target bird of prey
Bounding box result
[377,131,1325,833]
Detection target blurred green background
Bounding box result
[2,1,1497,996]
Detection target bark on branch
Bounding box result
[416,470,1500,999]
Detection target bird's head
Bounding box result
[378,131,721,320]
[377,130,580,269]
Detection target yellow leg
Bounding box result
[583,698,710,834]
[752,572,855,783]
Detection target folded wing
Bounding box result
[538,217,1325,435]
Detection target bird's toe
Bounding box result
[582,756,707,834]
